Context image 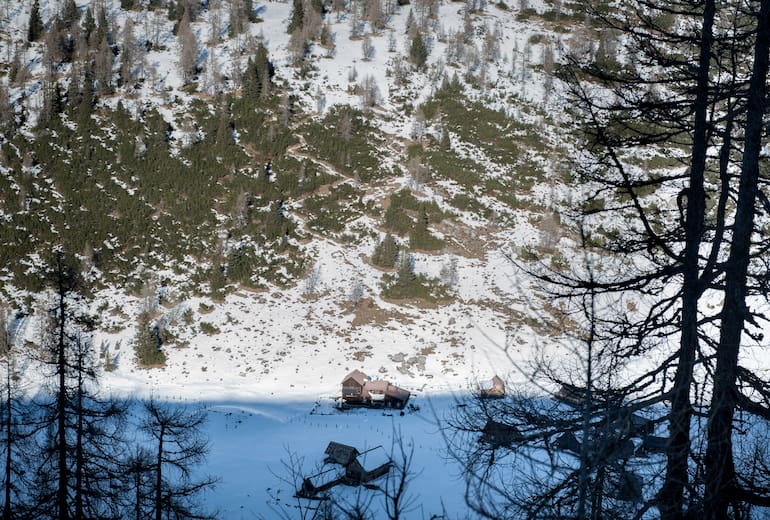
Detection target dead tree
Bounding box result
[29,250,128,520]
[703,1,770,516]
[0,308,33,520]
[383,429,419,520]
[556,1,770,516]
[445,257,654,518]
[141,400,217,520]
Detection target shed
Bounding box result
[555,432,582,454]
[480,418,522,447]
[325,442,360,466]
[639,435,668,455]
[479,375,506,398]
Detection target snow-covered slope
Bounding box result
[1,0,580,402]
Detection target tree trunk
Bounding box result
[155,427,164,520]
[3,361,12,520]
[659,2,715,518]
[74,355,84,520]
[704,1,770,517]
[56,259,69,520]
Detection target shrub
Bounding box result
[134,312,167,367]
[199,321,220,335]
[372,233,399,268]
[381,254,448,301]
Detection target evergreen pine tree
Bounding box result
[242,43,274,101]
[396,253,417,286]
[134,311,166,366]
[440,126,451,150]
[409,32,428,68]
[372,233,399,268]
[287,0,304,34]
[27,0,44,42]
[60,0,79,29]
[0,83,12,136]
[244,0,257,22]
[95,5,109,45]
[167,0,179,21]
[409,206,430,248]
[82,7,96,42]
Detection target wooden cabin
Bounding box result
[323,442,392,485]
[479,375,506,398]
[555,431,581,454]
[325,442,360,466]
[639,435,668,455]
[480,418,522,447]
[340,371,411,408]
[554,383,623,408]
[341,370,368,403]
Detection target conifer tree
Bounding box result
[82,7,95,42]
[27,0,44,43]
[242,43,274,101]
[409,31,428,68]
[372,233,399,268]
[0,309,30,520]
[177,8,198,84]
[141,401,217,520]
[0,83,12,136]
[396,253,417,287]
[95,5,109,46]
[134,311,166,367]
[29,250,128,520]
[287,0,304,34]
[244,0,256,21]
[60,0,78,29]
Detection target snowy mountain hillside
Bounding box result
[6,1,770,518]
[0,0,592,398]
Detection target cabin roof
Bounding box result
[342,369,368,386]
[363,380,410,401]
[325,441,360,466]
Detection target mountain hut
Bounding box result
[340,371,411,408]
[325,441,360,466]
[479,375,506,398]
[341,369,368,404]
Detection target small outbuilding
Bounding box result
[639,435,668,455]
[554,383,623,408]
[479,375,506,398]
[325,441,360,466]
[480,418,522,447]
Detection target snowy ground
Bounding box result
[201,396,469,519]
[2,0,735,517]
